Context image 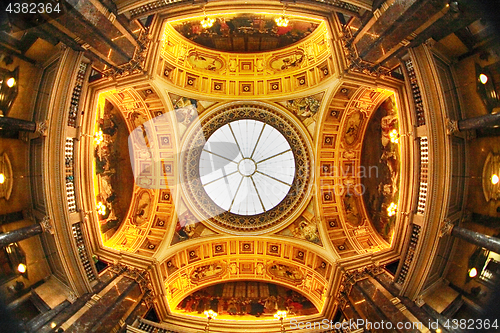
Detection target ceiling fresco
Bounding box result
[174,281,318,319]
[361,96,400,243]
[171,14,319,53]
[277,199,322,246]
[171,199,217,246]
[93,97,134,240]
[278,92,324,136]
[160,21,333,98]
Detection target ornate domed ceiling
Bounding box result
[181,101,313,235]
[84,8,409,326]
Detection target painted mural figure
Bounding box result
[291,218,320,244]
[176,282,318,318]
[191,263,224,281]
[174,97,198,125]
[285,95,320,119]
[361,96,400,242]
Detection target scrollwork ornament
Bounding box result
[446,118,459,135]
[35,121,48,137]
[143,291,155,307]
[40,216,54,234]
[68,291,78,303]
[439,218,454,238]
[340,26,392,78]
[103,29,151,79]
[415,295,425,307]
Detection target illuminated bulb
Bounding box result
[93,130,103,145]
[492,174,499,185]
[479,74,488,84]
[0,173,5,184]
[469,267,477,278]
[389,129,399,143]
[200,16,215,29]
[387,202,397,217]
[274,310,287,319]
[204,309,217,319]
[6,77,15,88]
[275,16,289,27]
[97,201,107,215]
[17,263,26,274]
[50,323,57,329]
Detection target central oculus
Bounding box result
[238,158,256,176]
[199,119,295,216]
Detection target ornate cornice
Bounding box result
[110,262,155,297]
[336,264,384,308]
[103,29,151,79]
[340,26,393,78]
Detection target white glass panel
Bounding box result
[200,119,295,215]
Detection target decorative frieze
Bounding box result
[71,222,96,283]
[65,138,77,213]
[396,224,421,285]
[404,58,426,126]
[68,62,87,128]
[417,137,429,215]
[340,26,393,78]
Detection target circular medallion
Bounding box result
[238,158,257,177]
[181,101,312,234]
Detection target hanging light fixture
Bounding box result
[479,73,488,84]
[275,5,289,27]
[200,6,215,29]
[17,263,27,274]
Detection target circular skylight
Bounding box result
[199,119,295,215]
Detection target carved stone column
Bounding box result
[447,113,500,134]
[0,116,47,136]
[440,220,500,254]
[0,216,52,247]
[0,223,43,247]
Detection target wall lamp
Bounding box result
[0,66,19,116]
[476,64,500,112]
